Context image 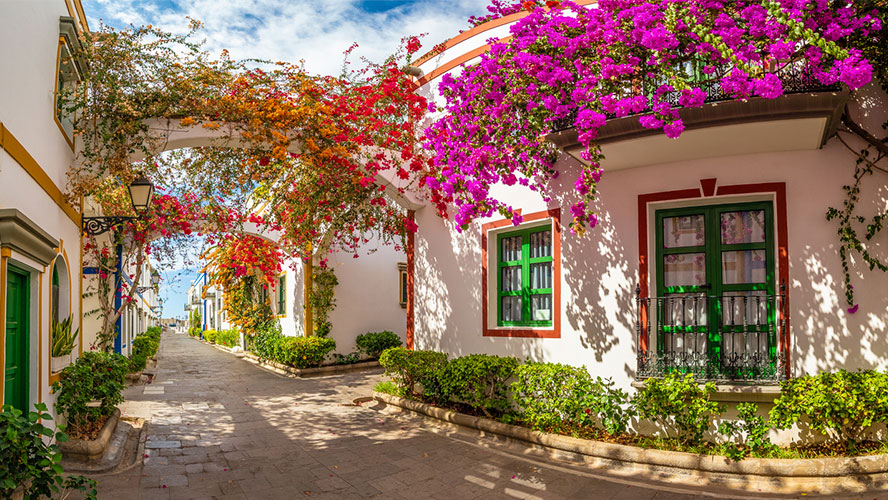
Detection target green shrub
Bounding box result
[719,402,774,460]
[374,380,405,397]
[247,324,335,368]
[331,352,361,365]
[355,331,403,358]
[129,329,160,372]
[188,326,201,337]
[769,370,888,441]
[511,362,633,434]
[215,329,240,348]
[52,351,128,431]
[633,373,724,444]
[248,323,283,361]
[276,337,337,368]
[203,329,218,344]
[0,403,97,499]
[437,354,519,416]
[379,347,448,397]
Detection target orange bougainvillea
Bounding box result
[67,22,430,265]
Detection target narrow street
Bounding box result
[83,332,805,500]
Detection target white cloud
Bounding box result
[84,0,491,75]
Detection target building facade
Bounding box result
[406,7,888,400]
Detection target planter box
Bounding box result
[59,409,120,462]
[50,353,71,373]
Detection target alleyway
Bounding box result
[82,332,810,500]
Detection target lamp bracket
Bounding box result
[82,216,136,236]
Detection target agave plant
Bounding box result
[51,317,79,357]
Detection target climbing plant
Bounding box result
[308,267,339,337]
[825,0,888,312]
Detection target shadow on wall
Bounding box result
[414,210,549,363]
[793,172,888,375]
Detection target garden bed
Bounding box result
[59,409,120,462]
[373,391,888,495]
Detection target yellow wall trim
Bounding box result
[0,122,81,227]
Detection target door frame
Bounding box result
[637,180,791,379]
[4,262,30,410]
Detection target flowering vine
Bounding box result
[424,0,879,234]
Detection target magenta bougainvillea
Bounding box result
[424,0,879,233]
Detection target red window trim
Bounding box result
[481,208,561,338]
[637,180,790,378]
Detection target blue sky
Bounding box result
[82,0,491,75]
[80,0,490,317]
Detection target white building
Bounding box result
[0,0,91,412]
[405,8,888,400]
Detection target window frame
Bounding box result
[496,225,554,328]
[653,201,777,365]
[277,274,286,317]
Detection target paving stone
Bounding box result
[79,331,785,500]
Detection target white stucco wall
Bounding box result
[0,1,90,414]
[277,240,408,354]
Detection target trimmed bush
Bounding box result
[633,373,724,444]
[215,329,240,348]
[355,331,402,358]
[510,362,632,434]
[129,334,158,372]
[203,329,218,344]
[769,370,888,441]
[276,337,337,368]
[247,324,335,368]
[379,347,448,397]
[437,354,519,416]
[52,352,128,431]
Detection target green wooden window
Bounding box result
[277,275,286,316]
[654,201,776,368]
[497,225,554,327]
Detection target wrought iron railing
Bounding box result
[551,63,842,132]
[635,284,788,383]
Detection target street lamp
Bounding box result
[82,174,155,236]
[136,271,161,294]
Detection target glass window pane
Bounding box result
[501,236,522,262]
[501,296,522,322]
[720,210,765,245]
[663,215,705,248]
[501,266,522,291]
[663,253,706,287]
[530,262,552,289]
[530,230,552,258]
[531,294,552,321]
[721,250,766,284]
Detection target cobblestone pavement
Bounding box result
[79,332,866,500]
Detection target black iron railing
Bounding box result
[551,63,842,132]
[635,284,788,383]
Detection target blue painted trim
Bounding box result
[114,243,122,354]
[82,266,100,275]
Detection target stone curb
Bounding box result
[59,408,121,462]
[372,391,888,494]
[242,352,381,377]
[192,336,381,376]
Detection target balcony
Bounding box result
[635,288,788,384]
[547,65,847,170]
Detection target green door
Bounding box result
[655,202,776,380]
[5,265,29,410]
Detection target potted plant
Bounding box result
[51,317,79,373]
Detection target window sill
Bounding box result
[631,380,781,403]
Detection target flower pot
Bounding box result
[51,353,71,373]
